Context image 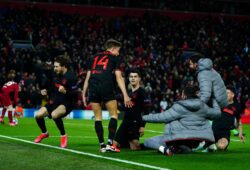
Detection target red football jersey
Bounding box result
[1,81,19,106]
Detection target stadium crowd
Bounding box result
[0,7,250,113]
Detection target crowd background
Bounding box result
[16,0,250,15]
[0,2,250,113]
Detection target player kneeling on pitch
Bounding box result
[142,85,221,156]
[34,56,78,148]
[211,86,245,151]
[113,70,151,150]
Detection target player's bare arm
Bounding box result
[115,70,133,108]
[82,70,91,107]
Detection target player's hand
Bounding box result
[124,95,133,108]
[82,95,88,107]
[41,89,47,96]
[239,133,245,143]
[139,127,145,137]
[58,85,66,94]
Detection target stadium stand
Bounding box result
[0,1,250,122]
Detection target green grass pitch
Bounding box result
[0,118,250,170]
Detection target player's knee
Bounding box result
[217,139,228,150]
[110,115,118,119]
[35,114,41,119]
[35,111,44,119]
[130,140,140,150]
[130,145,141,150]
[51,112,59,119]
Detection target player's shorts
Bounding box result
[0,93,2,106]
[88,82,116,103]
[1,93,14,107]
[45,99,74,119]
[114,120,140,148]
[213,129,231,143]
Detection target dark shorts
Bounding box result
[114,120,140,148]
[213,129,231,143]
[88,83,116,103]
[45,99,74,119]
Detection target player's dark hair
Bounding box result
[226,85,236,95]
[183,85,199,99]
[189,53,204,63]
[105,39,121,49]
[129,69,141,77]
[54,56,70,68]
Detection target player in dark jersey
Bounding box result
[34,56,78,148]
[113,70,151,150]
[0,70,19,126]
[212,86,245,150]
[82,39,132,152]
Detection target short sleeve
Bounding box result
[114,57,121,70]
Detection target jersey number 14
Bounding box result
[92,55,110,70]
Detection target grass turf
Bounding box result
[0,118,250,170]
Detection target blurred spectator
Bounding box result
[160,97,168,112]
[244,100,250,115]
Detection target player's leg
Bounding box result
[0,107,7,123]
[92,102,106,151]
[6,105,15,126]
[127,122,141,150]
[105,100,118,145]
[34,107,49,143]
[51,105,68,148]
[129,139,141,150]
[1,93,15,125]
[216,138,229,151]
[105,100,120,152]
[144,135,165,150]
[113,122,127,148]
[144,135,173,156]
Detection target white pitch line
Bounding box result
[145,130,163,134]
[0,135,170,170]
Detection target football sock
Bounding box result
[107,118,117,145]
[36,118,47,133]
[1,108,7,118]
[159,146,166,154]
[100,142,106,148]
[95,121,104,144]
[54,118,66,135]
[8,110,13,123]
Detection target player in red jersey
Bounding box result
[0,70,19,126]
